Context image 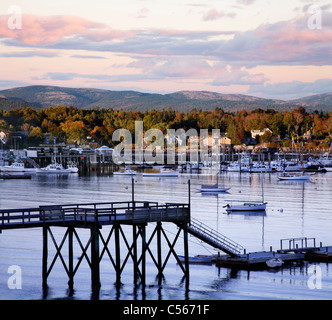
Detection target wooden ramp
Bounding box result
[187,218,244,256]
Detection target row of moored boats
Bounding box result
[0,160,78,174]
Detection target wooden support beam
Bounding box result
[157,222,163,285]
[161,227,184,274]
[90,228,100,291]
[68,226,74,291]
[132,225,138,284]
[73,228,92,273]
[182,223,190,288]
[47,228,70,278]
[99,227,116,269]
[114,223,121,287]
[140,225,146,287]
[42,226,48,289]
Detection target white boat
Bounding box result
[178,255,213,264]
[113,167,137,175]
[225,201,267,212]
[0,160,37,173]
[249,164,274,173]
[266,258,284,268]
[142,168,178,177]
[196,183,230,193]
[36,162,71,174]
[277,173,311,180]
[66,162,79,173]
[227,163,250,172]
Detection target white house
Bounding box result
[251,128,272,139]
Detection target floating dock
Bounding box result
[304,246,332,262]
[216,237,332,270]
[278,237,332,262]
[216,251,304,269]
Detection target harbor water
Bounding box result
[0,169,332,300]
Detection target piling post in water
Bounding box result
[157,222,162,285]
[183,222,190,288]
[90,227,101,291]
[141,224,146,287]
[42,226,48,289]
[114,223,121,287]
[132,177,135,204]
[188,179,191,222]
[132,225,138,284]
[68,226,74,291]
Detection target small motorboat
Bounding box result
[143,168,178,177]
[113,167,137,175]
[36,162,71,174]
[266,258,284,268]
[66,162,79,173]
[0,160,37,173]
[196,183,230,193]
[178,255,213,264]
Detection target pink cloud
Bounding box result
[203,9,236,21]
[0,14,126,45]
[128,56,267,85]
[0,11,331,68]
[210,65,267,86]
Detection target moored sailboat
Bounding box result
[225,172,267,212]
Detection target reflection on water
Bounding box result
[0,171,331,300]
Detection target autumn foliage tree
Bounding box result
[60,120,88,145]
[0,105,331,149]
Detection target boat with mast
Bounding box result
[277,172,312,180]
[225,172,267,212]
[196,172,230,193]
[36,138,71,174]
[277,148,311,181]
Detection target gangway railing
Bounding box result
[188,218,244,256]
[279,237,317,252]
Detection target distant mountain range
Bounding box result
[0,85,331,112]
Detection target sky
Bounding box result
[0,0,332,100]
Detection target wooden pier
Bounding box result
[0,200,192,292]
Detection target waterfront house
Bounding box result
[251,128,272,139]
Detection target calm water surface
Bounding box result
[0,170,331,300]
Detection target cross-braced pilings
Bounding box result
[0,200,191,292]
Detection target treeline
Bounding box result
[0,106,331,149]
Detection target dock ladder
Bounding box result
[187,218,244,256]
